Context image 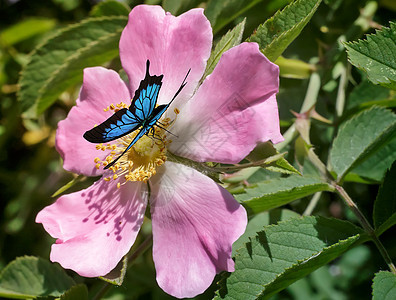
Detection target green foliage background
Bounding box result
[0,0,396,299]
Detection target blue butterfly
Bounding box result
[83,60,190,169]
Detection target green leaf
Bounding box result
[351,136,396,182]
[53,0,80,11]
[162,0,202,15]
[202,19,245,81]
[215,216,365,299]
[0,18,56,46]
[60,284,89,300]
[329,106,396,181]
[205,0,262,34]
[373,271,396,300]
[347,79,390,110]
[100,256,127,285]
[248,0,322,62]
[0,256,75,299]
[345,22,396,90]
[235,175,333,213]
[18,16,127,117]
[374,161,396,235]
[232,209,300,256]
[247,142,301,176]
[90,0,130,17]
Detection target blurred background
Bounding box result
[0,0,395,299]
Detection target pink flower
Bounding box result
[36,5,283,298]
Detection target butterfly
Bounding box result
[83,60,190,170]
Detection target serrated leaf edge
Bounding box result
[60,284,88,300]
[89,0,131,17]
[258,233,363,299]
[17,15,127,110]
[248,0,322,61]
[239,177,332,200]
[201,18,246,85]
[215,216,365,299]
[262,0,322,60]
[344,21,396,87]
[0,256,75,298]
[331,106,396,181]
[36,27,123,114]
[372,271,396,299]
[0,255,39,278]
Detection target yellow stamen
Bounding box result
[93,101,176,186]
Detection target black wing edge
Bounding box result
[83,108,138,143]
[129,60,163,113]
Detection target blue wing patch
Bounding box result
[83,108,141,143]
[130,61,163,121]
[83,59,190,170]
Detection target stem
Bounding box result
[199,153,285,173]
[93,234,153,300]
[303,192,322,216]
[334,184,396,274]
[276,72,321,151]
[127,233,153,262]
[335,63,347,119]
[306,148,333,181]
[306,148,396,273]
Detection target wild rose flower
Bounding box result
[36,5,283,298]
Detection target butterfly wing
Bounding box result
[83,108,141,143]
[130,60,163,121]
[147,104,168,126]
[83,60,190,170]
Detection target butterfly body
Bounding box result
[83,60,189,169]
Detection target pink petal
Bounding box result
[168,42,283,164]
[56,67,131,176]
[149,162,247,298]
[119,5,212,106]
[36,179,147,277]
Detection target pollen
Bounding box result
[93,103,177,185]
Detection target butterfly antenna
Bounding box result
[155,124,178,137]
[168,68,191,106]
[104,150,126,169]
[104,139,134,169]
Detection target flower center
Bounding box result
[93,102,178,187]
